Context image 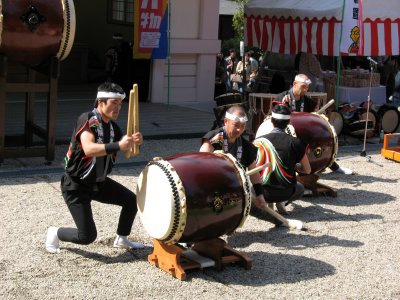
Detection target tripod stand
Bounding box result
[335,57,383,166]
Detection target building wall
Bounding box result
[62,0,220,104]
[151,0,220,103]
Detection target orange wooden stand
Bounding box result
[381,133,400,162]
[148,238,252,280]
[297,174,337,197]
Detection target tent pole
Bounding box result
[335,0,347,110]
[167,0,171,107]
[336,55,342,110]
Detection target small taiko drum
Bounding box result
[256,112,338,174]
[377,104,400,133]
[136,152,251,245]
[0,0,76,66]
[346,107,377,136]
[249,93,277,135]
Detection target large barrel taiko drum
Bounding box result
[256,112,338,174]
[290,112,338,173]
[0,0,76,66]
[136,152,251,245]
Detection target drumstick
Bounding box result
[262,204,304,230]
[124,84,140,158]
[125,88,135,159]
[245,162,271,176]
[317,99,335,114]
[132,84,140,156]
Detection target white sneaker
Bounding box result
[303,188,313,196]
[113,235,144,249]
[335,166,353,175]
[45,227,60,254]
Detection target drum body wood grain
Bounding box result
[0,0,75,65]
[136,152,251,245]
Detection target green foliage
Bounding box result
[230,0,248,41]
[221,37,241,54]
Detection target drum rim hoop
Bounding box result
[312,112,338,170]
[139,159,187,245]
[216,152,252,233]
[57,0,76,60]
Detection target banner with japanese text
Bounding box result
[134,0,169,59]
[340,0,363,55]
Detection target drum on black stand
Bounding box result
[345,107,378,136]
[339,102,377,137]
[377,104,400,133]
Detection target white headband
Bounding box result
[97,91,126,100]
[225,111,248,123]
[294,75,312,85]
[272,112,291,120]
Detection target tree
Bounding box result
[231,0,248,41]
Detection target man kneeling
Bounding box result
[254,103,311,215]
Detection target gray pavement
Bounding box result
[4,84,216,143]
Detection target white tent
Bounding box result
[245,0,400,56]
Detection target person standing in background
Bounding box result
[225,48,238,91]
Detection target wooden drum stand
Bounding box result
[148,238,252,281]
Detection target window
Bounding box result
[108,0,134,25]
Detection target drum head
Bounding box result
[358,110,377,128]
[136,160,186,242]
[255,117,274,138]
[379,107,400,133]
[328,111,344,136]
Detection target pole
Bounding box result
[167,0,171,107]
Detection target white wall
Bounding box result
[150,0,221,103]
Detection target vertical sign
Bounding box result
[134,0,169,59]
[340,0,363,55]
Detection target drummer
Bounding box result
[200,105,286,223]
[255,103,311,215]
[45,82,144,254]
[277,73,353,175]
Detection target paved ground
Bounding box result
[4,84,216,143]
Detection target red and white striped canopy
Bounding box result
[245,0,400,56]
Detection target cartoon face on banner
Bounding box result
[348,25,360,54]
[340,0,362,55]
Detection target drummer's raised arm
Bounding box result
[199,140,214,152]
